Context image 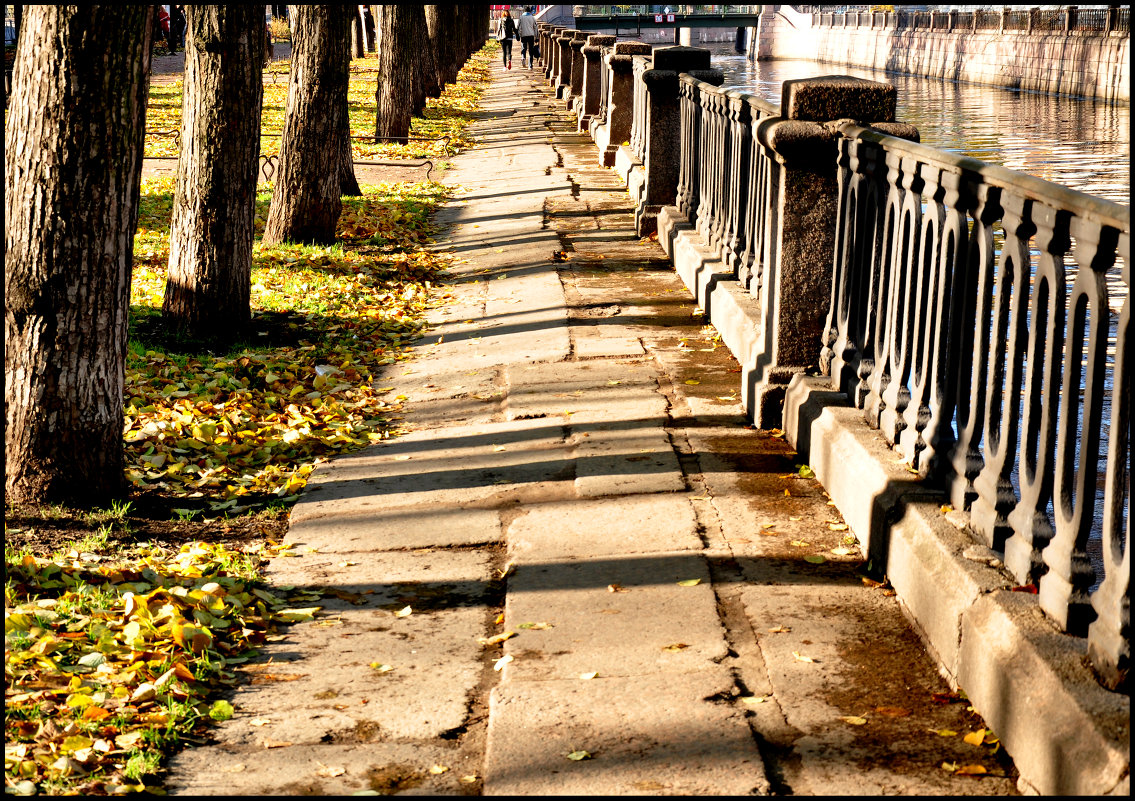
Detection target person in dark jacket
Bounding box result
[168,5,186,52]
[497,11,517,70]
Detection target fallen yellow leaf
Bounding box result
[963,729,987,747]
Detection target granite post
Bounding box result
[593,41,653,167]
[579,34,617,132]
[749,76,903,425]
[555,29,578,98]
[636,46,715,237]
[566,30,590,111]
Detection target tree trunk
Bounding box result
[340,6,361,196]
[4,6,151,506]
[163,6,264,342]
[375,4,414,143]
[426,6,455,88]
[350,8,364,58]
[262,5,349,245]
[413,6,440,109]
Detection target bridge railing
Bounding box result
[595,46,1130,692]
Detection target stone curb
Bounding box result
[783,381,1131,797]
[655,205,1131,796]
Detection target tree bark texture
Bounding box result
[426,5,457,88]
[163,5,265,342]
[375,4,414,143]
[262,5,349,245]
[413,6,440,110]
[350,8,364,58]
[340,6,362,196]
[4,6,152,506]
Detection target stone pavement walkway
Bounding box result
[164,57,1020,796]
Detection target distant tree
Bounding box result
[340,4,362,196]
[375,4,414,143]
[4,6,152,506]
[162,6,265,342]
[350,5,365,58]
[426,5,458,88]
[262,5,350,245]
[412,5,440,111]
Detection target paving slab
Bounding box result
[200,550,496,744]
[288,504,503,553]
[506,494,701,559]
[573,427,686,497]
[739,582,1019,795]
[291,418,574,512]
[167,742,480,796]
[483,671,767,796]
[500,551,727,680]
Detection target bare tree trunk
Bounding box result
[262,5,349,245]
[4,6,151,506]
[350,7,364,58]
[426,5,455,88]
[375,4,414,143]
[340,5,361,196]
[163,6,264,342]
[413,6,440,108]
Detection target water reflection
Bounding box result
[711,53,1131,205]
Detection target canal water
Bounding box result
[710,51,1132,206]
[708,51,1128,591]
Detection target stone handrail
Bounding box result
[571,41,1129,694]
[823,123,1130,690]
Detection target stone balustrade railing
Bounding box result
[534,31,1129,737]
[823,123,1130,691]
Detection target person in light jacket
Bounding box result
[517,6,538,69]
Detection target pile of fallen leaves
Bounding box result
[4,539,318,795]
[124,178,449,513]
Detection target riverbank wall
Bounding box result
[753,6,1129,102]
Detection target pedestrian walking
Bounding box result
[168,5,186,51]
[497,9,517,71]
[517,6,538,69]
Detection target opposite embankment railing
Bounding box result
[820,124,1130,690]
